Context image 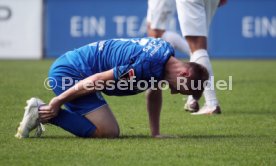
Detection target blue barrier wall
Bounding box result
[209,0,276,58]
[45,0,149,57]
[45,0,276,58]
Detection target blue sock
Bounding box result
[50,109,96,138]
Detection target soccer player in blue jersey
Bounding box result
[15,38,209,139]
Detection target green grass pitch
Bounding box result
[0,60,275,165]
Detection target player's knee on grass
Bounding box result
[85,105,120,138]
[93,124,120,138]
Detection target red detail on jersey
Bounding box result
[128,69,135,78]
[119,68,136,80]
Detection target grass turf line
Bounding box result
[0,60,275,165]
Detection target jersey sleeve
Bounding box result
[113,59,145,81]
[113,65,134,81]
[113,58,165,82]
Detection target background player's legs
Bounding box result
[147,0,190,56]
[161,30,191,55]
[147,24,190,55]
[176,0,221,114]
[186,36,219,107]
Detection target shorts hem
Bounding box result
[81,104,108,116]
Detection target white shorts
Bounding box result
[147,0,176,30]
[176,0,220,37]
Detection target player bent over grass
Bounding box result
[15,38,208,139]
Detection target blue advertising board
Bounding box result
[45,0,276,58]
[209,0,276,58]
[45,0,149,57]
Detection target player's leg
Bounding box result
[48,108,97,138]
[147,0,190,55]
[176,0,221,114]
[50,84,119,138]
[161,31,191,56]
[84,105,119,138]
[46,57,119,138]
[146,0,167,37]
[48,104,119,138]
[46,79,119,138]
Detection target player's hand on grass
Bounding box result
[39,97,62,123]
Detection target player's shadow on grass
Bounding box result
[30,134,256,140]
[174,134,251,139]
[120,134,251,140]
[29,135,77,139]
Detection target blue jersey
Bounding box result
[50,38,174,96]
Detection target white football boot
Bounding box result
[191,105,221,115]
[184,99,199,113]
[15,97,45,138]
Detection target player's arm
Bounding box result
[146,88,162,137]
[57,69,114,104]
[39,69,114,122]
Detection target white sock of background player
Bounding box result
[161,31,191,56]
[188,49,219,107]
